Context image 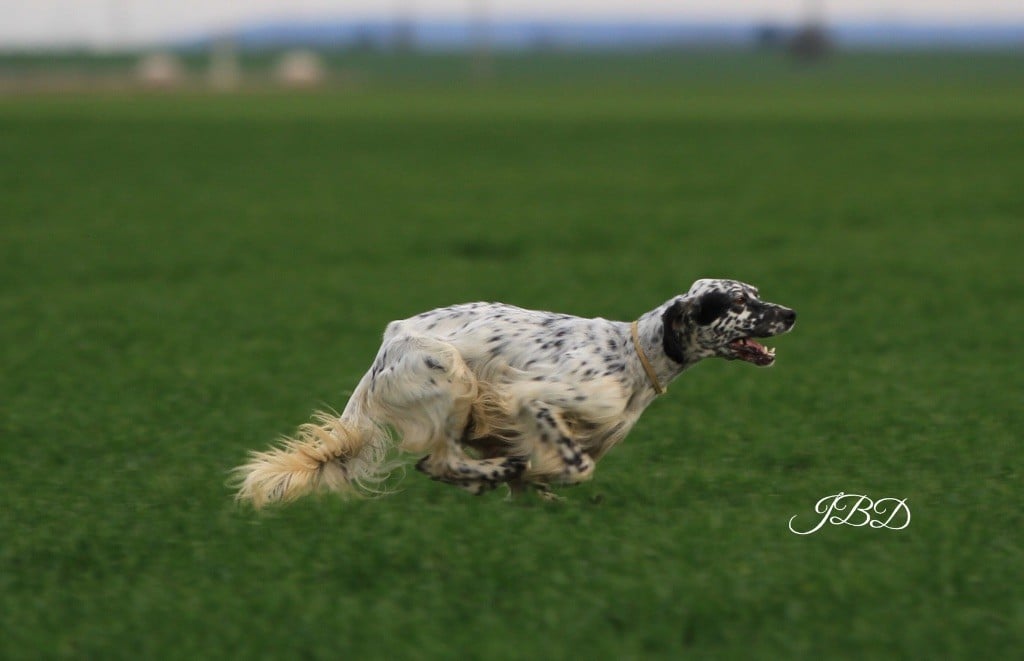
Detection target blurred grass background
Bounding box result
[1,52,1022,658]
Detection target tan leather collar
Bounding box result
[631,320,665,395]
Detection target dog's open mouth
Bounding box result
[729,337,776,366]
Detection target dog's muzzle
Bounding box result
[728,306,796,367]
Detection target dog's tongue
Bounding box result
[730,338,776,366]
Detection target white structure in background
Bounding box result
[135,52,185,87]
[470,0,493,80]
[273,50,326,88]
[208,37,241,90]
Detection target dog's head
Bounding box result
[662,279,796,367]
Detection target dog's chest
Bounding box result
[563,406,644,459]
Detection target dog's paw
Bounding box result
[532,483,564,502]
[503,455,530,479]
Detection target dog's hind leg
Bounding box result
[368,334,525,494]
[416,453,528,495]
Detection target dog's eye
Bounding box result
[734,295,747,305]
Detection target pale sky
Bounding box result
[2,1,1023,48]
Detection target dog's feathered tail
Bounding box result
[231,381,392,509]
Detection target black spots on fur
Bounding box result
[487,334,504,343]
[540,314,573,330]
[535,407,558,430]
[747,304,797,338]
[598,354,616,374]
[534,408,554,426]
[662,299,686,328]
[424,357,444,371]
[661,299,689,365]
[693,291,733,326]
[506,456,528,472]
[488,339,508,355]
[564,450,586,470]
[606,338,618,352]
[417,452,526,492]
[602,349,626,375]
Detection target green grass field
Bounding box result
[1,52,1022,658]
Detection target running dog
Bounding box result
[233,278,796,506]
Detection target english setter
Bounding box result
[233,278,796,506]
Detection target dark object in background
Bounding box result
[789,24,832,61]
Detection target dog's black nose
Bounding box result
[783,309,797,326]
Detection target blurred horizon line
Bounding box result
[3,16,1024,53]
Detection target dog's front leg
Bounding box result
[520,402,595,489]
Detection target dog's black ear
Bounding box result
[692,291,732,326]
[661,298,691,364]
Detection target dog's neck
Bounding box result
[632,298,704,391]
